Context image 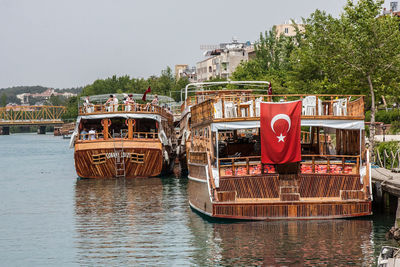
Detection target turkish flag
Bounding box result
[267,82,272,95]
[260,100,301,164]
[142,86,151,101]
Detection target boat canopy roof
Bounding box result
[77,113,163,122]
[184,81,270,99]
[80,93,177,104]
[210,119,365,132]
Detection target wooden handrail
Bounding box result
[301,154,361,175]
[77,131,159,141]
[190,94,365,126]
[78,103,173,122]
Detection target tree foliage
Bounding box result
[1,93,6,107]
[232,25,298,94]
[81,67,188,102]
[232,0,400,150]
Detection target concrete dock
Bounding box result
[372,167,400,228]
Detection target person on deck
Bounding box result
[146,94,159,111]
[112,95,119,112]
[80,128,88,140]
[84,96,94,113]
[88,128,96,140]
[128,94,136,111]
[151,94,159,106]
[105,95,114,112]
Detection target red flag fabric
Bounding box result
[267,82,272,95]
[260,100,301,164]
[142,86,151,101]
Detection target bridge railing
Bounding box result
[0,105,66,123]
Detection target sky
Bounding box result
[0,0,394,89]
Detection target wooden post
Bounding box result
[356,157,360,175]
[347,96,350,116]
[237,98,242,118]
[252,96,256,117]
[317,127,320,155]
[327,157,330,174]
[246,157,249,175]
[312,156,315,173]
[221,98,225,118]
[128,119,133,139]
[342,157,345,174]
[102,119,109,140]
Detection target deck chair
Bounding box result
[302,96,323,115]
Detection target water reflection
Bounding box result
[74,177,396,266]
[187,213,394,266]
[224,220,373,265]
[74,177,198,266]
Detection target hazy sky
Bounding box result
[0,0,393,89]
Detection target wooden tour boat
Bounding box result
[70,94,175,178]
[183,81,372,220]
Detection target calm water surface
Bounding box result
[0,133,398,266]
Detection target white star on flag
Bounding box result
[277,133,286,142]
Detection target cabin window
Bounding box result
[92,153,106,164]
[131,153,145,163]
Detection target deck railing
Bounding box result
[190,94,364,125]
[217,154,361,177]
[301,155,360,175]
[77,131,159,141]
[218,156,276,177]
[188,151,208,164]
[79,103,173,122]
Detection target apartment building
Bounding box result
[196,39,254,82]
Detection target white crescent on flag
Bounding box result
[270,114,291,134]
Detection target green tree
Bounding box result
[49,94,63,106]
[292,0,400,150]
[0,93,6,107]
[232,25,299,93]
[62,96,78,120]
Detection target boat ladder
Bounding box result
[113,130,126,178]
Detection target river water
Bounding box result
[0,133,398,266]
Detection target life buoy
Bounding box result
[101,119,112,127]
[125,119,136,127]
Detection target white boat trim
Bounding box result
[188,175,207,183]
[189,200,213,217]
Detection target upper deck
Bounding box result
[189,93,364,127]
[79,94,174,124]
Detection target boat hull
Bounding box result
[74,140,164,178]
[188,163,372,220]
